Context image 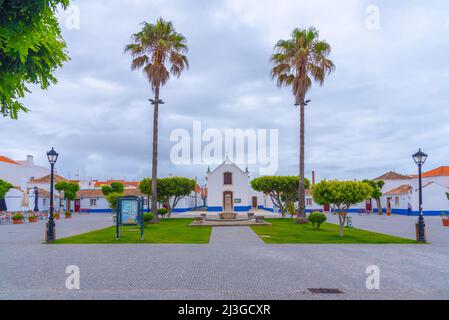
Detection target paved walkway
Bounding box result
[210,226,264,245]
[1,214,449,300]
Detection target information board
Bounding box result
[116,196,144,241]
[121,199,139,225]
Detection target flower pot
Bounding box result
[65,215,72,219]
[442,219,449,227]
[28,217,38,223]
[13,220,24,224]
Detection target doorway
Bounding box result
[74,199,81,213]
[252,196,258,208]
[365,199,372,212]
[223,191,233,211]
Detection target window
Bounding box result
[306,198,312,206]
[395,197,400,206]
[90,198,97,207]
[42,198,47,207]
[224,172,233,185]
[144,198,148,206]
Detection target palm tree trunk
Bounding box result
[297,101,307,224]
[151,86,160,223]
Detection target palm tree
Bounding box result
[125,18,188,223]
[270,27,335,223]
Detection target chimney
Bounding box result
[26,155,34,165]
[312,171,316,186]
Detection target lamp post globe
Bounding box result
[413,149,427,243]
[46,147,58,243]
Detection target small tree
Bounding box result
[308,212,327,230]
[251,176,310,217]
[0,179,13,200]
[363,179,385,215]
[55,181,80,216]
[312,180,373,237]
[158,177,195,217]
[101,182,124,216]
[139,178,152,212]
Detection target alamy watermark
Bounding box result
[365,265,380,290]
[365,5,381,30]
[57,5,81,30]
[170,121,279,175]
[65,265,80,290]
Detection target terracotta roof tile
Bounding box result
[421,166,449,178]
[374,171,412,180]
[0,156,20,165]
[384,184,412,195]
[30,174,68,184]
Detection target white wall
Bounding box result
[0,160,49,189]
[207,162,250,210]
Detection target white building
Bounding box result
[375,167,449,216]
[0,155,49,188]
[206,157,273,212]
[1,155,55,212]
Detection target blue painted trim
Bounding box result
[207,206,252,212]
[172,207,194,213]
[80,208,112,213]
[234,206,251,212]
[261,207,274,212]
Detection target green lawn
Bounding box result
[53,218,211,244]
[251,219,420,244]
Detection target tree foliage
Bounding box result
[0,0,70,119]
[312,180,373,237]
[362,179,384,200]
[101,182,125,211]
[251,176,310,216]
[55,181,79,214]
[101,182,125,196]
[139,177,195,215]
[158,177,195,215]
[0,179,13,199]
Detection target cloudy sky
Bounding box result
[2,0,449,184]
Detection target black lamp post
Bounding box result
[46,147,58,243]
[413,149,428,242]
[33,186,39,212]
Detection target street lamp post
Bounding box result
[413,149,428,242]
[46,147,58,243]
[33,186,39,213]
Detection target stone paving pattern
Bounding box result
[1,213,449,300]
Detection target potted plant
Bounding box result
[28,213,38,223]
[12,213,24,224]
[54,212,60,220]
[441,214,449,227]
[65,212,72,219]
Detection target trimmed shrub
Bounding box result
[308,212,327,230]
[143,212,154,223]
[158,208,169,217]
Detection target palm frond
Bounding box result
[125,17,189,90]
